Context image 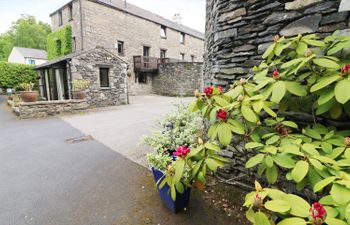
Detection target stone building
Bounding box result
[35,47,128,108]
[204,0,350,86]
[50,0,205,95]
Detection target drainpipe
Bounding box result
[79,0,84,51]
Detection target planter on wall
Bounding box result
[20,91,39,102]
[152,167,190,213]
[72,90,86,100]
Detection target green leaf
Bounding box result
[171,184,176,201]
[197,171,205,183]
[254,78,273,91]
[245,154,265,168]
[283,194,310,217]
[273,154,295,168]
[254,69,269,81]
[262,43,276,59]
[291,160,309,183]
[191,160,203,177]
[265,156,274,168]
[346,202,350,224]
[303,128,322,140]
[206,158,224,172]
[265,200,291,213]
[173,159,185,183]
[225,85,243,99]
[330,103,342,119]
[263,104,277,117]
[318,88,335,105]
[271,81,286,103]
[301,143,320,156]
[281,58,304,69]
[241,106,258,123]
[285,81,307,96]
[314,176,336,192]
[253,100,264,113]
[275,42,292,56]
[313,58,339,69]
[175,182,184,194]
[266,135,280,145]
[217,123,232,146]
[335,79,350,104]
[266,164,278,184]
[228,119,245,134]
[245,142,264,149]
[213,96,230,107]
[204,143,221,152]
[281,121,298,128]
[253,212,270,225]
[296,42,308,55]
[325,218,348,225]
[277,218,306,225]
[310,75,340,92]
[330,183,350,205]
[302,38,325,47]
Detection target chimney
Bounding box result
[172,13,182,24]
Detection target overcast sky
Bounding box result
[0,0,206,34]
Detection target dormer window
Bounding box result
[160,26,167,39]
[180,32,185,44]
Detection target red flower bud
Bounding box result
[272,69,280,79]
[310,202,327,225]
[218,86,223,93]
[341,64,350,74]
[216,109,228,121]
[253,194,263,207]
[204,86,214,97]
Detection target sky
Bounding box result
[0,0,206,34]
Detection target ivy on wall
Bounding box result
[0,62,38,89]
[46,25,72,60]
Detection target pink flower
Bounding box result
[173,145,190,157]
[310,202,327,224]
[204,86,214,97]
[341,64,350,74]
[216,109,228,121]
[272,69,280,79]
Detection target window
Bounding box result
[160,25,167,39]
[180,32,185,44]
[58,10,63,26]
[68,4,73,21]
[28,59,36,65]
[143,46,150,57]
[99,68,110,87]
[160,49,166,59]
[180,53,185,61]
[117,41,124,56]
[191,55,195,62]
[137,72,147,83]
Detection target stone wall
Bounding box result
[204,0,348,86]
[15,100,89,119]
[70,47,128,107]
[153,62,203,96]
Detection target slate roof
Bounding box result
[50,0,204,40]
[14,47,47,59]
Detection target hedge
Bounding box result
[0,61,38,90]
[47,25,72,60]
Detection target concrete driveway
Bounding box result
[0,95,234,225]
[63,95,193,166]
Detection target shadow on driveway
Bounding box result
[0,96,234,225]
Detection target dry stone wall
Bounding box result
[204,0,348,86]
[154,62,203,96]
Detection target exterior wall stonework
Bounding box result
[16,99,88,119]
[153,62,203,96]
[51,0,205,95]
[204,0,349,87]
[70,48,128,107]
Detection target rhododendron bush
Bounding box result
[190,32,350,224]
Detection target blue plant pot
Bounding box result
[152,167,190,213]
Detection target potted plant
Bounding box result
[19,83,38,102]
[144,104,228,213]
[72,79,90,99]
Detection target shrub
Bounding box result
[72,79,90,91]
[190,32,350,224]
[46,25,72,60]
[0,61,38,90]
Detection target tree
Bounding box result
[0,14,51,61]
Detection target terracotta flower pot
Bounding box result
[72,90,86,100]
[20,91,39,102]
